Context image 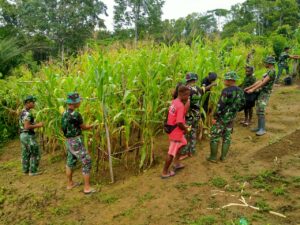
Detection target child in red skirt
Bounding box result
[162,85,190,179]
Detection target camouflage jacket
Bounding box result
[19,108,35,135]
[260,69,276,94]
[61,109,83,138]
[186,84,204,118]
[278,52,290,66]
[214,86,245,124]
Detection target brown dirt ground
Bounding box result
[1,84,300,225]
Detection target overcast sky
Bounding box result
[101,0,245,31]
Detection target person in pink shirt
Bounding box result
[162,85,190,179]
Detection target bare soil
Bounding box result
[1,84,300,225]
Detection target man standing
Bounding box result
[62,92,95,194]
[245,56,277,136]
[19,95,43,175]
[276,47,300,83]
[207,72,245,163]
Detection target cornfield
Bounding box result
[0,38,271,174]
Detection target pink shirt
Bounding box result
[167,98,187,141]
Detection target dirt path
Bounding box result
[1,84,300,225]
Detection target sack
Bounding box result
[164,123,177,134]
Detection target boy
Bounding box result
[162,85,190,178]
[62,92,95,193]
[19,95,43,175]
[201,72,218,114]
[245,56,276,136]
[207,72,245,163]
[240,66,256,126]
[276,47,300,83]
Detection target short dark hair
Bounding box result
[178,85,190,95]
[284,47,290,51]
[245,66,254,72]
[208,72,217,81]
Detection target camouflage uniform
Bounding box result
[62,109,91,175]
[210,86,245,145]
[208,71,245,162]
[180,84,204,155]
[277,51,290,82]
[256,69,276,116]
[19,108,40,173]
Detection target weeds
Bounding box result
[211,177,227,188]
[189,215,216,225]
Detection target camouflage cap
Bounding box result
[24,95,36,104]
[185,72,198,82]
[224,71,238,81]
[264,56,276,64]
[66,92,81,104]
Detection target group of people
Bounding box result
[18,48,296,188]
[162,55,277,178]
[19,93,96,194]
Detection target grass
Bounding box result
[210,177,227,188]
[272,185,287,196]
[255,199,271,212]
[188,215,217,225]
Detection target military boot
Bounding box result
[256,115,266,136]
[207,142,218,163]
[251,117,260,132]
[220,143,230,161]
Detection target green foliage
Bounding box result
[272,35,288,58]
[189,215,216,225]
[211,177,227,188]
[255,199,271,212]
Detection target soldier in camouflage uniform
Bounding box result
[245,56,276,136]
[62,92,95,194]
[276,47,300,83]
[19,96,43,175]
[207,72,245,162]
[180,73,205,159]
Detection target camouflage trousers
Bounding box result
[180,116,199,155]
[20,133,40,173]
[277,65,289,81]
[66,136,92,175]
[210,120,233,145]
[256,92,270,116]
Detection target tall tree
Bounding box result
[16,0,107,60]
[113,0,164,42]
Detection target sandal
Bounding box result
[173,164,185,171]
[67,182,81,190]
[161,171,176,179]
[84,188,96,194]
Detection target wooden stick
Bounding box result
[103,104,114,183]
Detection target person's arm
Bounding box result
[80,124,94,130]
[290,55,300,59]
[24,120,43,130]
[244,80,262,91]
[204,82,217,92]
[246,76,270,93]
[176,103,188,133]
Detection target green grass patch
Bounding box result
[50,205,72,216]
[189,215,217,225]
[255,199,271,212]
[272,185,287,196]
[210,177,227,188]
[137,192,155,204]
[97,194,119,204]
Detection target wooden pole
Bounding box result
[103,104,114,183]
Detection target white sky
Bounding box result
[101,0,246,31]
